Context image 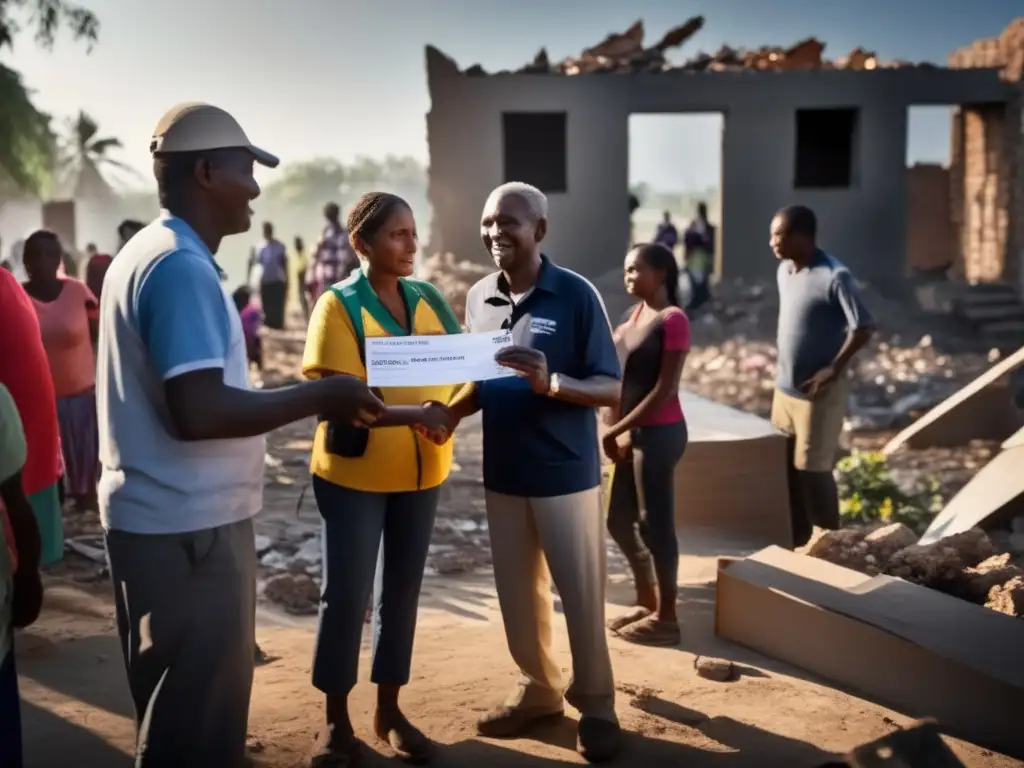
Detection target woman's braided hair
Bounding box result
[346,192,410,255]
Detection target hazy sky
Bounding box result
[4,0,1020,192]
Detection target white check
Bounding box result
[366,331,518,387]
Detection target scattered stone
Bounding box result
[986,576,1024,618]
[886,528,999,589]
[694,656,735,682]
[259,550,290,571]
[254,535,273,555]
[801,524,1024,614]
[863,523,919,560]
[292,536,322,567]
[246,734,265,754]
[263,573,320,616]
[963,554,1024,601]
[799,527,881,574]
[65,535,107,564]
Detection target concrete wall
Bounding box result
[427,47,1009,288]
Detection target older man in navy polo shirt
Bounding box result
[446,182,623,762]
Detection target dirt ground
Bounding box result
[18,569,1019,767]
[19,321,1022,767]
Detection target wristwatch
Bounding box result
[547,373,561,397]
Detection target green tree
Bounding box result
[0,0,99,195]
[260,157,346,209]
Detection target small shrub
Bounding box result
[834,450,942,535]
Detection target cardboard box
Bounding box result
[675,392,792,548]
[715,546,1024,759]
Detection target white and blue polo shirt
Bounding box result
[96,211,265,534]
[464,255,620,498]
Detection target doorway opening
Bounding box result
[905,106,954,279]
[628,113,723,308]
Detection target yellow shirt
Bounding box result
[302,270,461,493]
[293,250,308,282]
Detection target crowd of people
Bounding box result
[0,101,874,768]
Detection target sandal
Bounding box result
[310,736,362,767]
[375,716,435,764]
[607,607,652,633]
[615,616,681,647]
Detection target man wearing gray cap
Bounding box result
[96,103,384,767]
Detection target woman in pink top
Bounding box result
[602,243,691,647]
[22,230,100,512]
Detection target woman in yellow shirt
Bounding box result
[302,192,459,765]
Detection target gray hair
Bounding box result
[485,181,548,221]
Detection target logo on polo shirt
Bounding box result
[529,317,557,336]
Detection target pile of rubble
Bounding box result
[254,511,491,616]
[799,523,1024,617]
[451,18,927,77]
[681,277,994,425]
[418,252,492,321]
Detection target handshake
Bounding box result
[317,376,459,445]
[412,401,457,445]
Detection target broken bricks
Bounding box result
[800,525,1024,617]
[449,16,927,77]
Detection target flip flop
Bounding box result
[615,616,681,647]
[607,607,653,633]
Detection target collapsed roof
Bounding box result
[431,17,936,77]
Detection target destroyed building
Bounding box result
[425,18,1024,301]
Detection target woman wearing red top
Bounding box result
[0,265,63,566]
[22,230,100,513]
[602,243,691,646]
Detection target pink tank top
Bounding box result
[30,278,98,398]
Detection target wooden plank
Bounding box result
[883,345,1024,453]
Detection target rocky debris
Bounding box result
[863,522,920,556]
[263,573,320,616]
[964,554,1024,601]
[681,277,993,424]
[886,529,999,589]
[802,526,882,574]
[418,252,492,322]
[693,656,735,682]
[799,524,1024,617]
[987,576,1024,617]
[65,534,107,564]
[443,16,945,77]
[256,509,493,612]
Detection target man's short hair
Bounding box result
[777,205,817,239]
[487,181,548,221]
[153,150,228,208]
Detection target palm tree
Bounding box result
[0,0,99,197]
[54,111,137,200]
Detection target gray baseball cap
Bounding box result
[149,102,279,168]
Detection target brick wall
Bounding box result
[948,19,1024,288]
[907,163,953,273]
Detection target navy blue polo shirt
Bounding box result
[464,255,621,498]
